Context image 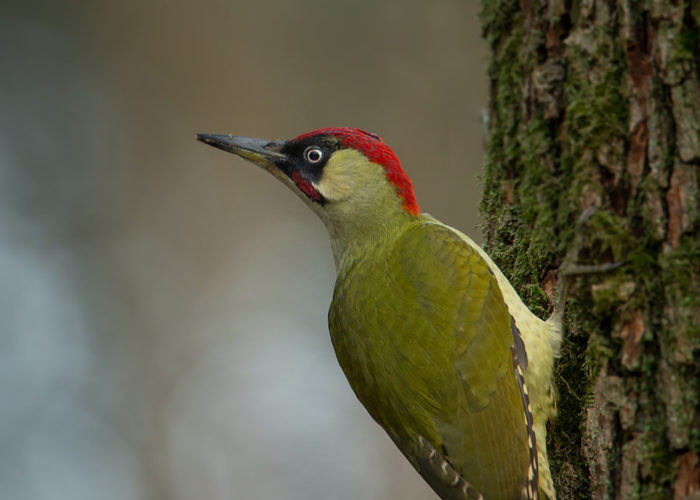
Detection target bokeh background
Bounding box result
[0,1,488,499]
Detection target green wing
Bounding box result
[398,221,534,499]
[330,219,536,499]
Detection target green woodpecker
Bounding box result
[197,128,561,500]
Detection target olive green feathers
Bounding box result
[330,218,537,499]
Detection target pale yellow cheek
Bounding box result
[313,171,354,201]
[312,149,386,202]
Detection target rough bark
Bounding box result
[478,0,700,498]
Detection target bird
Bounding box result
[197,127,561,500]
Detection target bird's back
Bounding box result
[329,216,536,499]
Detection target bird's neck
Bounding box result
[323,206,416,270]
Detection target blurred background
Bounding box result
[0,1,487,499]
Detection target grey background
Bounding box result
[0,1,488,498]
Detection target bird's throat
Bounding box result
[326,210,416,270]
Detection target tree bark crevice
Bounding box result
[479,0,700,497]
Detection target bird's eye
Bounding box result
[304,146,324,164]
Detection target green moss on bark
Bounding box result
[479,0,700,497]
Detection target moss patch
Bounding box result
[479,0,700,496]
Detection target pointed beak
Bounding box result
[196,134,287,168]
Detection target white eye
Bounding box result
[304,146,324,164]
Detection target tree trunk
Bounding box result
[478,0,700,498]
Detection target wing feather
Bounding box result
[396,221,532,499]
[329,219,535,499]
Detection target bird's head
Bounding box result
[197,128,420,256]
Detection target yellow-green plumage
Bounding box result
[197,128,560,500]
[330,217,532,499]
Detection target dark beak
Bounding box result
[196,134,286,168]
